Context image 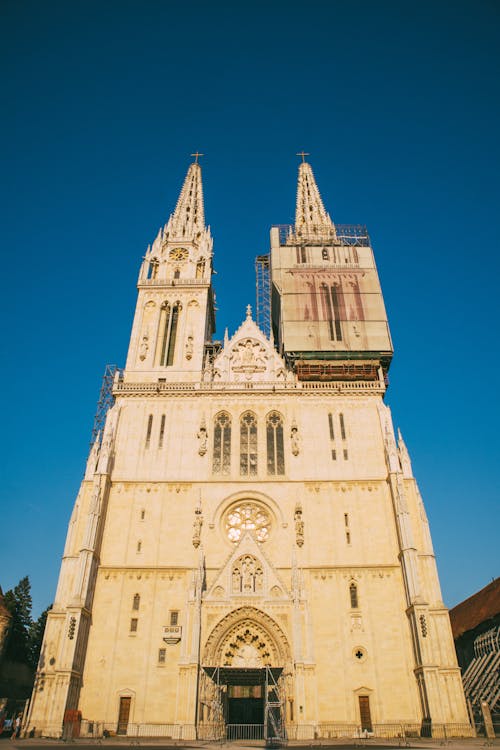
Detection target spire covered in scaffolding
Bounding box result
[295,158,337,242]
[165,159,206,241]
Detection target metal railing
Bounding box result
[114,379,384,395]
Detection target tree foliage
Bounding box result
[3,577,50,670]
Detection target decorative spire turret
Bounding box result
[295,159,336,242]
[166,161,205,241]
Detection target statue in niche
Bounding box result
[185,335,194,360]
[294,504,304,547]
[255,567,263,592]
[232,567,241,592]
[290,421,300,456]
[241,556,256,591]
[232,555,262,593]
[192,506,203,548]
[139,335,149,361]
[197,418,207,456]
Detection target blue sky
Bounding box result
[1,0,499,617]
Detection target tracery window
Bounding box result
[350,582,359,608]
[224,502,271,544]
[232,555,264,593]
[159,302,181,366]
[240,412,257,476]
[266,411,284,475]
[213,412,231,475]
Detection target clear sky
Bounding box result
[1,0,499,617]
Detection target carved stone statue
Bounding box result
[290,421,300,456]
[197,418,207,456]
[294,504,304,547]
[192,506,203,548]
[139,335,149,361]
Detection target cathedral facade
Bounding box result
[27,160,471,739]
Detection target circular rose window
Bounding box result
[223,502,271,544]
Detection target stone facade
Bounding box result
[26,160,471,739]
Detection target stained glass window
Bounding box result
[223,502,271,543]
[213,412,231,475]
[240,412,257,475]
[266,412,284,475]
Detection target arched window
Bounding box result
[159,302,181,366]
[240,412,257,475]
[213,412,231,475]
[132,594,140,611]
[147,258,159,279]
[266,411,284,475]
[350,582,359,608]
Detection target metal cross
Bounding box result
[191,152,204,163]
[296,151,310,162]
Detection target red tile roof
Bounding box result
[449,578,500,639]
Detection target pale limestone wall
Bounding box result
[28,379,470,733]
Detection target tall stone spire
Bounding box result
[295,160,336,241]
[165,161,206,241]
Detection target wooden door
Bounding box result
[117,697,131,735]
[358,695,372,732]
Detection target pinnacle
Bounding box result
[167,161,206,240]
[295,160,336,241]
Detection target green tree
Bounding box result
[3,576,33,665]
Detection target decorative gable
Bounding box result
[213,305,290,383]
[204,531,290,603]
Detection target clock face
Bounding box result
[169,247,188,261]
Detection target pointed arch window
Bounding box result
[159,302,181,366]
[266,411,284,475]
[240,412,257,476]
[350,582,359,608]
[213,412,231,475]
[132,594,140,611]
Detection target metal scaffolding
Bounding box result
[199,666,285,742]
[255,254,271,338]
[90,364,118,446]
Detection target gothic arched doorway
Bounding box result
[200,607,291,740]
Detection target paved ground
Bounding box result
[3,738,499,750]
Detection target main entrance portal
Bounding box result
[200,667,284,741]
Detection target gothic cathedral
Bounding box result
[27,160,471,740]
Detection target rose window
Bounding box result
[223,502,271,544]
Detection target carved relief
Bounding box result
[231,338,267,378]
[203,606,291,668]
[231,555,264,594]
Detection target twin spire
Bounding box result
[165,161,206,241]
[165,155,335,242]
[295,160,337,241]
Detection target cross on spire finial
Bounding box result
[296,151,310,163]
[190,151,204,164]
